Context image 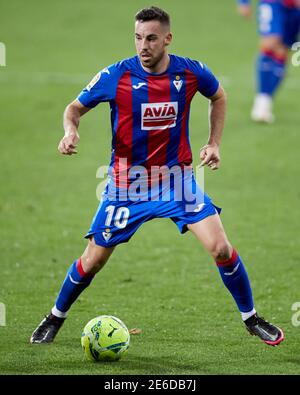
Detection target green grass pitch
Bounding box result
[0,0,300,375]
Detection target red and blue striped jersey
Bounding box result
[78,55,219,177]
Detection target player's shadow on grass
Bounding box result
[42,354,214,375]
[114,354,210,374]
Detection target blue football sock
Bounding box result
[216,249,254,314]
[53,259,94,316]
[256,51,286,97]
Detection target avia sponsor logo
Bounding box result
[141,102,178,131]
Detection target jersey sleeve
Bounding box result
[77,63,123,108]
[192,61,220,98]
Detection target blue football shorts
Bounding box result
[258,1,300,47]
[84,170,221,248]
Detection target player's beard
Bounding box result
[140,50,165,70]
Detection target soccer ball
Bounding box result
[81,315,130,362]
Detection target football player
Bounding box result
[31,6,284,346]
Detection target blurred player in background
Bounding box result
[30,6,284,347]
[238,0,300,122]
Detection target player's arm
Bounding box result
[237,0,252,18]
[58,99,90,155]
[200,84,226,170]
[58,64,121,155]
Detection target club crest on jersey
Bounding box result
[102,230,112,242]
[173,79,183,92]
[141,102,178,130]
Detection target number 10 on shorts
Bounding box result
[105,206,130,229]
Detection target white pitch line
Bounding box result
[0,71,299,89]
[0,70,91,85]
[218,75,300,90]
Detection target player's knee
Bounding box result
[260,37,287,58]
[81,238,112,274]
[211,242,232,262]
[81,254,108,275]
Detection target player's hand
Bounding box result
[237,5,252,18]
[58,132,80,155]
[200,144,220,170]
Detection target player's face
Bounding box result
[135,20,172,70]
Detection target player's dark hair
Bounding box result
[135,6,170,27]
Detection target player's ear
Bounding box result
[165,32,172,46]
